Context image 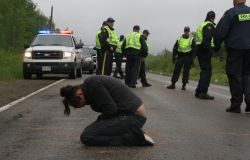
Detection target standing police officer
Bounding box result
[195,11,216,100]
[113,35,125,78]
[139,30,152,87]
[95,21,107,75]
[215,0,250,113]
[167,26,196,90]
[122,25,148,88]
[100,17,118,76]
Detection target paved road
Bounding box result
[0,74,250,160]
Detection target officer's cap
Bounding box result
[206,11,216,19]
[234,0,246,5]
[184,26,190,32]
[107,17,115,23]
[143,30,150,35]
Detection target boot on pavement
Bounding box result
[167,83,176,89]
[226,106,241,113]
[181,83,186,90]
[195,93,214,100]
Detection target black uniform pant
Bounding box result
[80,114,147,146]
[196,46,213,94]
[102,50,113,76]
[96,49,104,75]
[125,55,140,86]
[139,60,148,85]
[113,53,124,77]
[226,48,250,108]
[171,54,193,84]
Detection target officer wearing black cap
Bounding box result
[100,17,118,76]
[215,0,250,113]
[139,29,152,87]
[95,21,107,75]
[195,11,216,100]
[113,35,125,78]
[167,26,196,90]
[122,25,148,88]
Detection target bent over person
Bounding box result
[60,75,154,146]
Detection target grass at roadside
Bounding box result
[0,49,23,80]
[146,53,228,85]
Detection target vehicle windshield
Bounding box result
[31,35,73,47]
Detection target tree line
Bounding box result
[0,0,53,50]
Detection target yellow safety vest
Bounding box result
[104,26,118,46]
[95,30,101,50]
[125,32,141,50]
[196,21,215,47]
[177,36,193,53]
[115,40,123,53]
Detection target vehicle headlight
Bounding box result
[63,52,72,58]
[85,57,92,62]
[24,52,32,58]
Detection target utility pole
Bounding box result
[49,6,53,30]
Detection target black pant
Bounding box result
[100,50,113,76]
[171,54,193,84]
[139,60,148,85]
[80,114,147,146]
[226,48,250,108]
[96,49,104,75]
[196,46,213,94]
[113,53,124,77]
[125,55,140,86]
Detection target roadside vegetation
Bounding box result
[146,48,228,85]
[0,0,52,80]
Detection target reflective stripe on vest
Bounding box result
[177,36,193,53]
[125,32,141,50]
[196,21,215,47]
[104,26,118,46]
[115,41,123,53]
[95,30,101,49]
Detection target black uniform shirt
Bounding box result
[215,4,250,50]
[81,76,143,118]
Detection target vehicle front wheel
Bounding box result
[69,65,77,79]
[23,73,32,79]
[77,67,82,77]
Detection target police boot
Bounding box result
[196,93,214,100]
[181,83,186,90]
[226,106,241,113]
[167,83,175,89]
[245,106,250,113]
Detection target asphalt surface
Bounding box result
[0,73,250,160]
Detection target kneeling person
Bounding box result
[60,75,154,146]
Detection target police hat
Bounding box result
[107,17,115,23]
[143,30,150,35]
[206,11,216,19]
[184,26,190,32]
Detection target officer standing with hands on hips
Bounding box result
[215,0,250,113]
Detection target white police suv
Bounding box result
[23,29,83,79]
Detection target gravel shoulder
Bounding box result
[0,79,58,107]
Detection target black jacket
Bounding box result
[215,4,250,50]
[82,76,143,119]
[173,34,196,58]
[140,35,149,58]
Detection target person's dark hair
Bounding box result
[60,85,82,116]
[133,25,140,31]
[120,35,124,41]
[206,11,216,21]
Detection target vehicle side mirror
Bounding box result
[75,43,83,49]
[24,44,30,49]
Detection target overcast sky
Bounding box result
[32,0,250,54]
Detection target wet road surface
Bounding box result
[0,73,250,160]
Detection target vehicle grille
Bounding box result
[32,51,63,59]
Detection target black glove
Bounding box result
[172,56,177,64]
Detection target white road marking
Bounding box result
[0,79,65,113]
